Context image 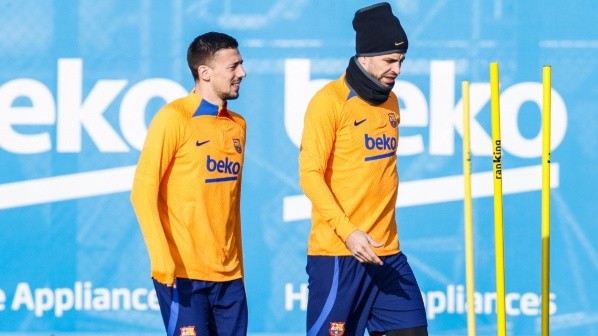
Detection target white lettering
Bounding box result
[284,59,329,148]
[0,59,188,154]
[473,291,484,314]
[506,292,521,315]
[501,83,567,157]
[284,283,308,311]
[0,56,569,164]
[429,61,456,155]
[147,288,160,311]
[120,78,187,150]
[457,82,493,155]
[11,283,35,311]
[74,281,83,310]
[92,287,111,310]
[9,282,158,317]
[34,288,54,317]
[0,288,6,310]
[54,288,74,317]
[131,287,149,310]
[423,290,446,319]
[420,286,557,320]
[484,292,496,314]
[0,58,569,159]
[111,288,131,310]
[394,80,428,155]
[0,79,55,153]
[83,281,93,310]
[278,282,557,319]
[57,59,129,152]
[455,284,465,313]
[520,292,540,315]
[283,59,567,159]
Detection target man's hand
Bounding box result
[345,229,383,265]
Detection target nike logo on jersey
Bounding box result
[196,140,210,147]
[354,118,367,126]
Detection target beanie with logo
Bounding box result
[353,2,408,56]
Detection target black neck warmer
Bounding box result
[345,56,393,105]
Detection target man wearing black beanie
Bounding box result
[299,2,428,336]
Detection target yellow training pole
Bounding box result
[541,65,552,336]
[490,62,506,336]
[462,80,477,336]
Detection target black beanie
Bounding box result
[353,2,408,56]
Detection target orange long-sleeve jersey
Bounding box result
[131,90,246,284]
[299,74,401,256]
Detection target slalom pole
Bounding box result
[541,65,552,336]
[462,80,477,336]
[490,62,506,336]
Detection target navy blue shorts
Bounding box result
[153,278,248,336]
[306,252,427,335]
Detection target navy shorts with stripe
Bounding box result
[306,252,427,335]
[153,278,248,336]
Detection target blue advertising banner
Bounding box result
[1,0,596,335]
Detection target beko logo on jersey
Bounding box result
[364,134,397,151]
[364,134,397,162]
[206,155,240,183]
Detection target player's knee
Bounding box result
[382,326,428,336]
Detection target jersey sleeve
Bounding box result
[299,90,358,242]
[130,106,182,284]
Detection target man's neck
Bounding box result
[194,84,224,106]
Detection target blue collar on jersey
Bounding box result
[193,99,219,117]
[347,90,358,100]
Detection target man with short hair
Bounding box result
[299,3,429,335]
[131,31,248,336]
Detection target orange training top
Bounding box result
[299,74,401,256]
[131,90,246,284]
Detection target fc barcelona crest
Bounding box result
[180,326,197,336]
[233,138,242,153]
[388,113,398,128]
[329,322,345,336]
